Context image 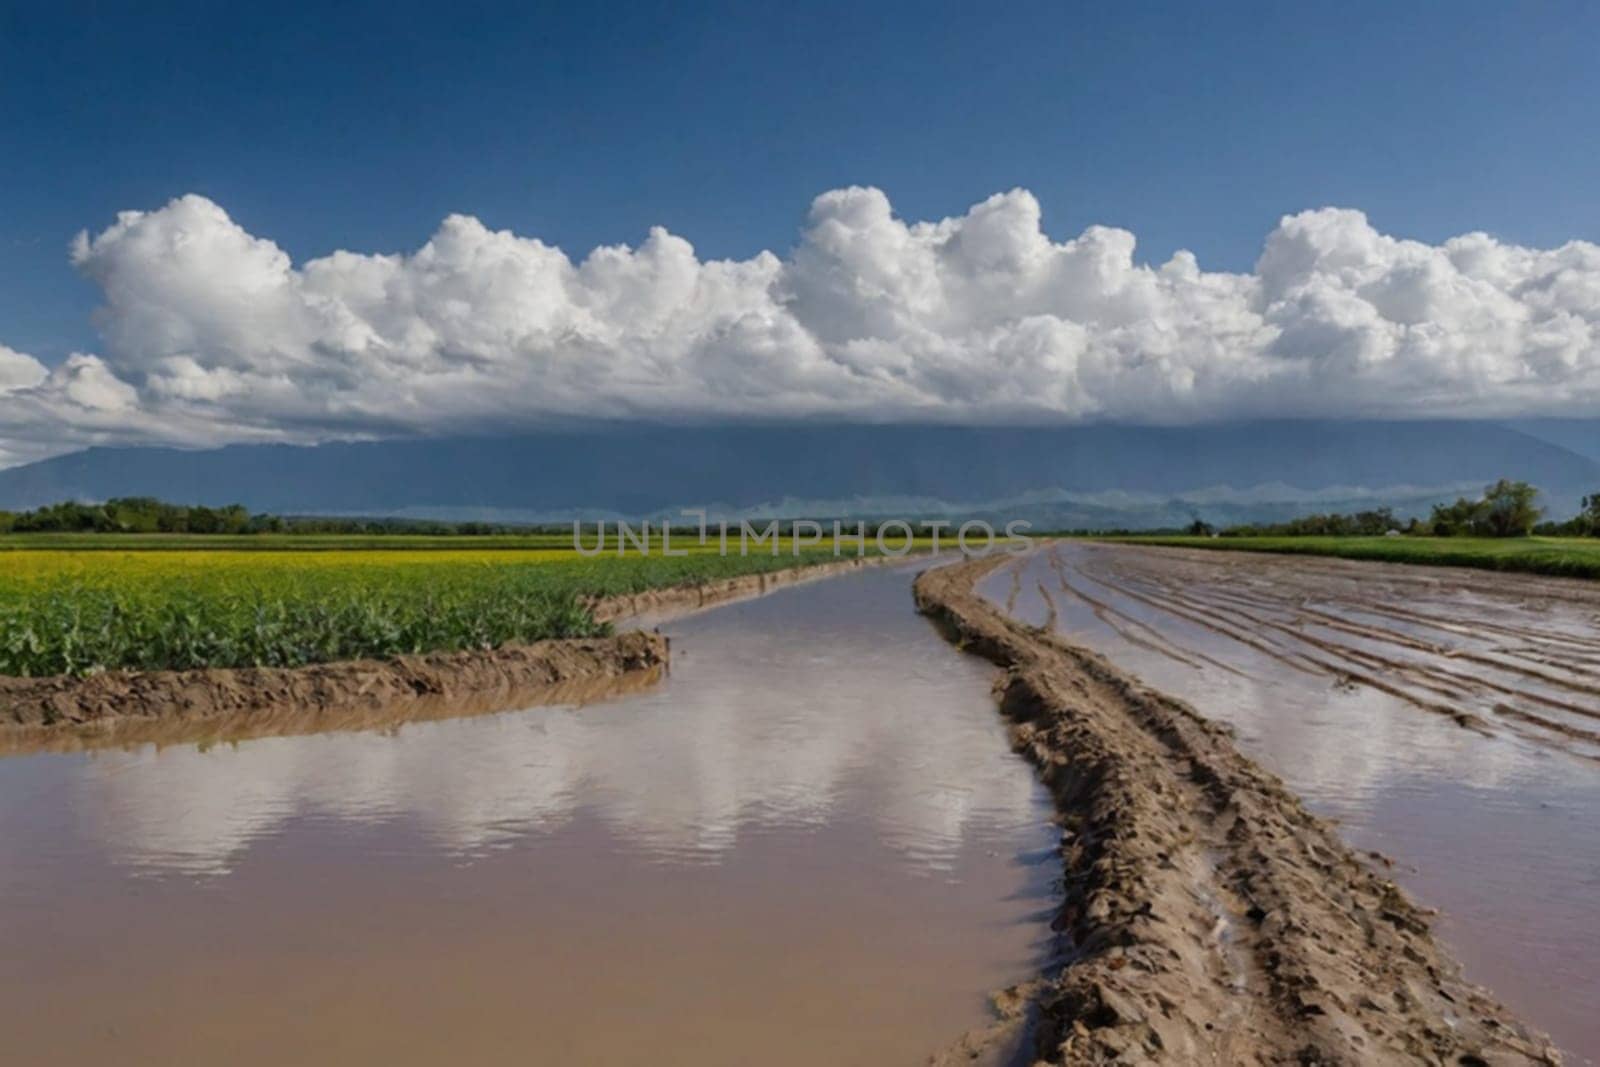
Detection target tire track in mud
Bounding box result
[917,555,1562,1065]
[1053,558,1329,680]
[1041,550,1246,678]
[1062,565,1500,738]
[1163,582,1600,750]
[1168,579,1600,729]
[1331,599,1600,662]
[1240,598,1600,706]
[1116,575,1596,745]
[1045,543,1600,760]
[1159,576,1600,708]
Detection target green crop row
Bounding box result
[0,549,865,677]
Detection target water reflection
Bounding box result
[54,567,1040,877]
[0,566,1060,1067]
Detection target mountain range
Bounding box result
[1,420,1595,528]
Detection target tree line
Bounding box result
[1196,480,1600,539]
[0,498,541,536]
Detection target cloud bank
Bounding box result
[2,187,1598,465]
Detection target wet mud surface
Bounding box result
[980,542,1600,1062]
[921,553,1566,1064]
[993,542,1600,759]
[0,632,667,745]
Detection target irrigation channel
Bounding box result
[984,541,1600,1063]
[0,564,1059,1066]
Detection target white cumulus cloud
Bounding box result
[0,344,48,391]
[1,187,1597,466]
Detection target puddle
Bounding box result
[984,541,1600,1063]
[0,566,1058,1066]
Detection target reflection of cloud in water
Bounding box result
[75,573,1044,876]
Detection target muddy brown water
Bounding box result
[0,566,1059,1066]
[984,541,1600,1063]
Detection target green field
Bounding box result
[0,535,915,678]
[1106,535,1600,580]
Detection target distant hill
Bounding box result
[1,420,1596,527]
[1507,419,1600,463]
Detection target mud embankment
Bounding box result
[0,632,668,752]
[0,557,909,750]
[916,555,1562,1065]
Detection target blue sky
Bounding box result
[5,0,1598,365]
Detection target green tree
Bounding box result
[1575,493,1600,536]
[186,506,224,534]
[1480,479,1542,537]
[106,497,165,533]
[1429,496,1485,537]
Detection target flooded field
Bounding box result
[984,542,1600,1062]
[0,567,1058,1066]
